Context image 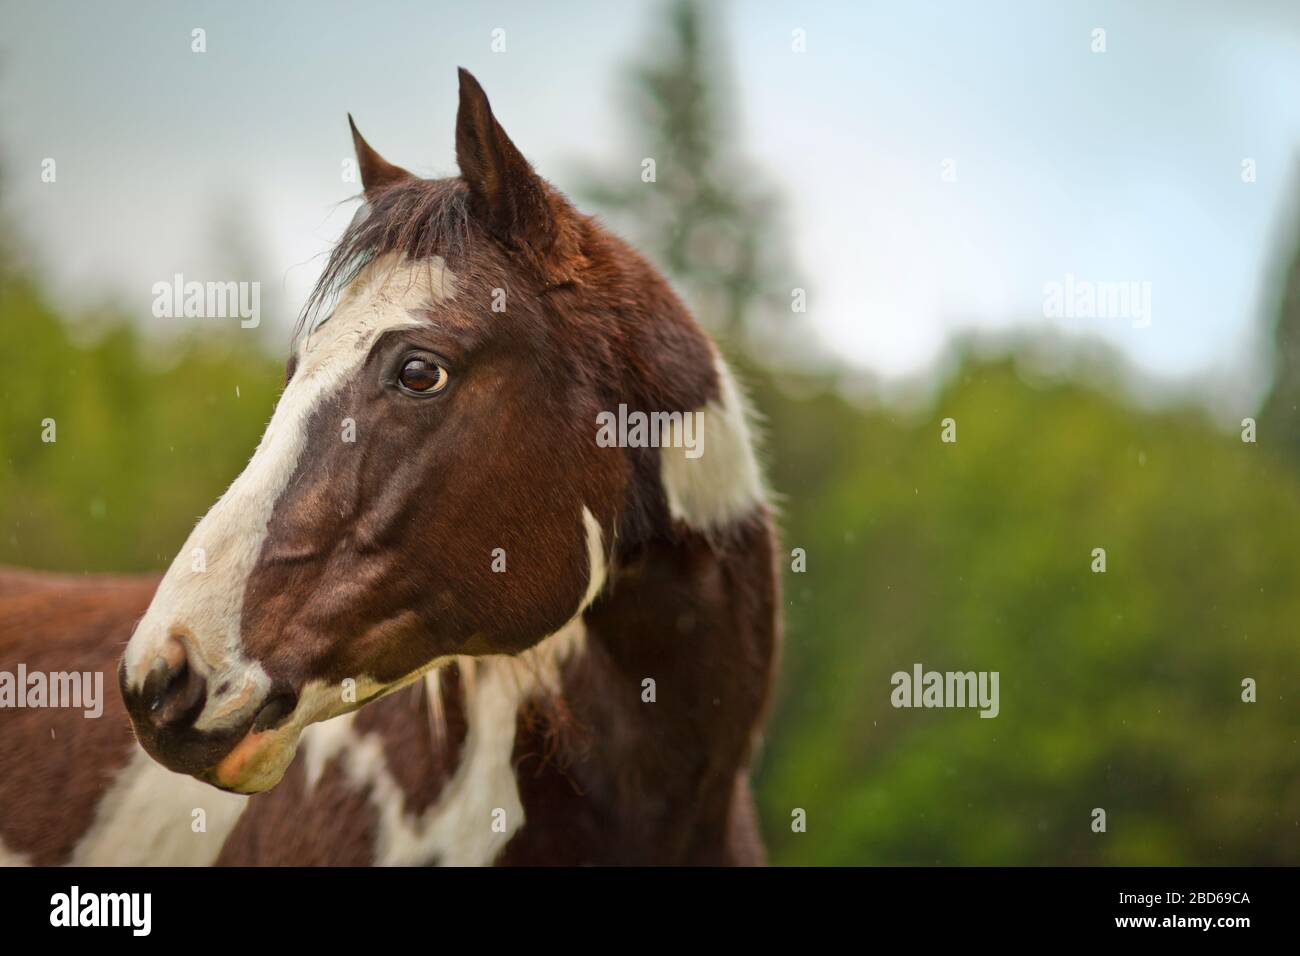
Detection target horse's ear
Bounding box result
[455,67,581,281]
[348,114,413,197]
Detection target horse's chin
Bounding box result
[202,722,304,794]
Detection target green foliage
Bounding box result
[1259,191,1300,465]
[751,355,1300,864]
[0,269,282,572]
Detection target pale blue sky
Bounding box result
[4,0,1299,401]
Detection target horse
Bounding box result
[0,68,780,866]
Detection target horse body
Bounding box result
[0,570,236,865]
[0,69,779,865]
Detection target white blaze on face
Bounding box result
[123,253,457,738]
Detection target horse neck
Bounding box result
[491,509,779,863]
[588,511,777,761]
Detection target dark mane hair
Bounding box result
[296,178,474,340]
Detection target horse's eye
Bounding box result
[398,356,449,395]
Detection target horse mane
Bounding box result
[297,178,474,341]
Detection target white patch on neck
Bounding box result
[578,504,608,611]
[122,253,457,735]
[68,750,248,866]
[299,620,585,866]
[659,352,766,530]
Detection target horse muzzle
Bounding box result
[118,645,302,793]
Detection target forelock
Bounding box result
[297,178,474,343]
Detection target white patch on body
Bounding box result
[69,750,248,866]
[122,253,457,739]
[659,352,767,530]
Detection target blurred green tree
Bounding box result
[575,0,799,353]
[0,219,282,573]
[753,351,1300,865]
[1259,179,1300,463]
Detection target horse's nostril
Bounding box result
[139,636,207,728]
[146,655,182,712]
